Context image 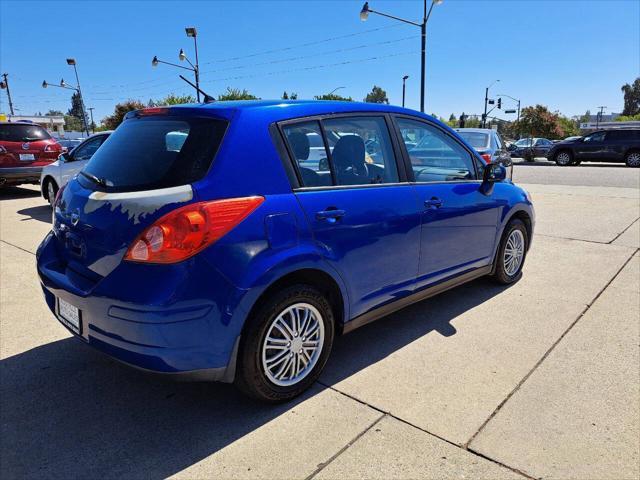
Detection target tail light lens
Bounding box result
[480,153,492,163]
[125,196,264,264]
[44,144,59,152]
[0,145,6,154]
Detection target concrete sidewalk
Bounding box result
[1,182,638,479]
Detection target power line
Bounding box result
[87,23,405,90]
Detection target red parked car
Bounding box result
[0,122,62,187]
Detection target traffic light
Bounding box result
[497,98,502,109]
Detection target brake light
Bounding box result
[125,196,264,263]
[0,145,6,154]
[44,144,59,152]
[138,107,169,116]
[481,153,492,163]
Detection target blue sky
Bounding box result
[1,0,638,123]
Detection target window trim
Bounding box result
[276,111,411,191]
[390,114,482,184]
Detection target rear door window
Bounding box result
[72,135,107,162]
[82,116,227,191]
[321,116,399,186]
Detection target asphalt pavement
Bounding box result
[1,163,638,479]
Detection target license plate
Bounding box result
[19,154,35,161]
[58,298,81,334]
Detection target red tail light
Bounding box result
[480,153,492,163]
[44,144,59,152]
[125,196,264,264]
[0,145,6,154]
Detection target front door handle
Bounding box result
[424,197,443,209]
[316,208,346,222]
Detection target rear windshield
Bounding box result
[457,131,490,149]
[0,123,51,142]
[83,116,227,191]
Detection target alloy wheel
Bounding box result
[627,152,640,167]
[556,152,571,166]
[261,303,325,387]
[504,229,525,276]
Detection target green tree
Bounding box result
[66,92,88,131]
[46,109,64,116]
[447,113,457,127]
[150,93,196,106]
[314,93,353,101]
[615,113,640,121]
[282,91,298,100]
[364,85,389,104]
[579,109,591,126]
[102,100,146,130]
[557,115,580,137]
[218,87,259,101]
[517,105,563,139]
[621,77,640,116]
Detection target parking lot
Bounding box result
[1,162,638,479]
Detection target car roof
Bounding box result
[455,128,493,134]
[165,99,438,123]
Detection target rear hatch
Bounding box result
[0,123,59,167]
[52,109,228,282]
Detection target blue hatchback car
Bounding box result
[37,100,534,402]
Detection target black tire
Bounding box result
[44,178,58,207]
[554,150,573,166]
[235,284,335,402]
[491,219,529,285]
[625,150,640,168]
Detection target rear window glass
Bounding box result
[0,123,51,142]
[83,116,227,191]
[457,131,490,149]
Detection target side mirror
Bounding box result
[483,162,507,184]
[61,152,73,162]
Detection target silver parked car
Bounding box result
[40,131,112,206]
[455,128,511,164]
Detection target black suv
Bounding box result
[547,129,640,167]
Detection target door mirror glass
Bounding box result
[483,162,506,183]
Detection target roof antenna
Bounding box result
[179,74,215,103]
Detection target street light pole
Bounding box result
[0,73,15,115]
[402,75,409,107]
[360,0,443,113]
[88,107,95,133]
[328,86,346,96]
[497,92,521,137]
[185,27,200,102]
[67,59,89,136]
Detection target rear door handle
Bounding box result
[424,197,443,209]
[316,209,346,222]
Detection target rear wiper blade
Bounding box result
[80,171,108,187]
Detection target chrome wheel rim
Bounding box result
[556,152,571,165]
[47,182,56,206]
[261,303,324,387]
[504,229,525,276]
[627,153,640,167]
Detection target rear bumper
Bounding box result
[0,166,43,185]
[36,232,248,382]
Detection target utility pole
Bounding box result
[88,107,95,133]
[596,106,606,129]
[0,73,15,116]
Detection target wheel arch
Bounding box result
[242,267,347,338]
